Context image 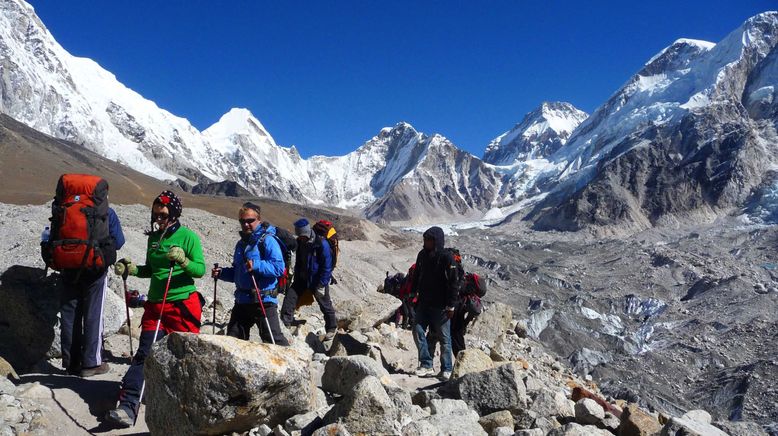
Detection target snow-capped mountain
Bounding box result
[0,0,503,223]
[483,102,588,165]
[523,12,778,231]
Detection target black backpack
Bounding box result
[444,247,465,296]
[382,272,406,297]
[465,272,487,297]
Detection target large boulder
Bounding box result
[466,302,513,350]
[478,410,514,435]
[574,398,604,425]
[102,280,128,336]
[0,266,59,370]
[402,407,486,436]
[321,355,392,396]
[532,389,575,419]
[332,294,400,330]
[660,416,729,436]
[547,422,612,435]
[451,349,494,379]
[322,376,399,435]
[145,333,316,435]
[457,362,528,416]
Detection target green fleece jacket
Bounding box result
[136,223,205,302]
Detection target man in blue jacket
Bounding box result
[212,203,289,346]
[280,218,338,339]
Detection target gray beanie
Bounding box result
[294,218,314,238]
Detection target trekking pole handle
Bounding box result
[120,258,130,280]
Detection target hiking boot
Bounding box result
[79,362,110,378]
[290,319,307,327]
[438,370,452,381]
[324,330,337,341]
[105,405,135,428]
[415,366,434,377]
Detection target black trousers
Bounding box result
[60,271,107,371]
[280,285,337,332]
[227,303,289,346]
[451,306,475,357]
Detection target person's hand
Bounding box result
[445,306,455,320]
[167,246,189,268]
[114,258,137,277]
[211,267,222,279]
[245,260,254,272]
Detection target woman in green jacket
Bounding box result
[105,190,205,428]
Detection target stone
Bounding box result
[660,416,729,436]
[514,430,544,436]
[681,409,711,424]
[327,332,370,357]
[322,376,398,435]
[514,409,539,430]
[102,281,129,336]
[0,357,18,382]
[311,423,351,436]
[429,399,471,415]
[618,404,663,436]
[273,424,290,436]
[0,378,15,395]
[531,389,574,419]
[601,412,620,432]
[401,408,486,436]
[492,427,514,436]
[478,410,514,435]
[514,320,529,338]
[411,389,441,408]
[145,333,315,435]
[574,398,604,425]
[466,302,513,349]
[451,349,494,379]
[284,408,329,434]
[255,424,273,436]
[0,266,60,370]
[321,355,392,396]
[457,362,528,416]
[548,422,612,435]
[332,295,400,331]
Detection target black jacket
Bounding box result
[411,226,458,309]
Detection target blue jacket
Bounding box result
[294,235,333,291]
[108,208,125,250]
[219,224,284,305]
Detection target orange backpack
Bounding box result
[42,174,116,273]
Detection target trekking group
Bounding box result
[39,172,485,428]
[40,174,340,428]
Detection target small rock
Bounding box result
[574,398,604,425]
[491,426,515,436]
[255,424,273,436]
[548,422,612,435]
[532,389,574,419]
[618,404,663,436]
[478,410,514,435]
[660,416,728,436]
[514,430,544,436]
[273,424,290,436]
[411,389,441,408]
[321,355,392,396]
[322,376,397,435]
[451,349,494,379]
[311,423,351,436]
[514,320,528,338]
[430,399,471,415]
[601,411,620,432]
[458,362,528,416]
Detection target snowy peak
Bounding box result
[203,107,277,154]
[641,38,715,76]
[483,101,587,165]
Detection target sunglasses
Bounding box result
[154,213,170,221]
[239,218,257,225]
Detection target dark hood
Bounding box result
[423,226,445,252]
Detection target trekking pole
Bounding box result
[212,263,219,334]
[249,273,275,345]
[133,261,175,427]
[120,260,134,358]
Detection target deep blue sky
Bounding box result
[28,1,774,158]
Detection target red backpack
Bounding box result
[312,219,340,268]
[42,174,116,273]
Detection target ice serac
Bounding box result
[525,12,778,232]
[483,102,588,165]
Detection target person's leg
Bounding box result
[450,307,466,357]
[257,304,289,346]
[59,280,80,373]
[436,311,453,373]
[313,286,337,333]
[279,287,300,326]
[413,306,433,371]
[81,272,107,369]
[226,304,253,340]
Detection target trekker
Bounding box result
[280,218,337,340]
[49,177,126,377]
[451,273,487,356]
[411,226,457,381]
[211,202,289,346]
[105,191,205,428]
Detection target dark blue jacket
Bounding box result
[108,208,125,250]
[219,224,284,305]
[294,235,333,291]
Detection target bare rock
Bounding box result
[333,294,399,331]
[660,416,729,436]
[514,430,545,436]
[451,349,494,379]
[574,398,604,425]
[514,320,529,338]
[491,427,515,436]
[713,420,769,436]
[411,389,441,408]
[145,333,315,435]
[457,362,528,416]
[401,407,486,436]
[311,423,351,436]
[321,355,392,396]
[531,389,574,419]
[478,410,514,435]
[548,422,612,435]
[430,399,471,416]
[327,332,370,357]
[322,376,398,435]
[466,302,513,349]
[681,409,711,424]
[0,357,19,382]
[617,404,663,436]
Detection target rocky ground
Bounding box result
[0,202,775,435]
